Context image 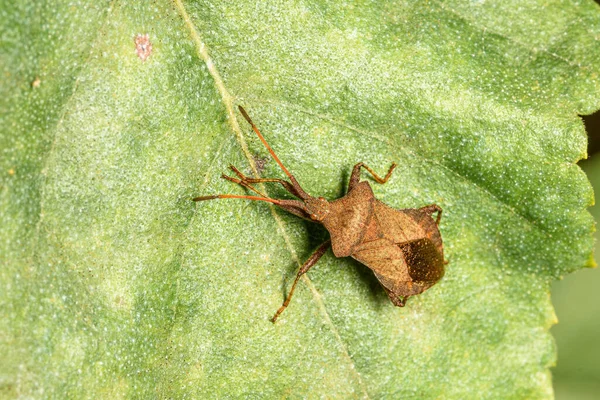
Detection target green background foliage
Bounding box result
[552,155,600,400]
[1,0,599,398]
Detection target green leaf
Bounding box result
[1,0,599,398]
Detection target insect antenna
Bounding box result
[238,106,293,179]
[193,194,311,220]
[238,105,310,200]
[193,194,282,205]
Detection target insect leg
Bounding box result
[272,240,332,323]
[419,204,443,225]
[226,165,303,198]
[221,173,269,197]
[348,162,397,191]
[194,192,312,221]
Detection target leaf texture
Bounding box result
[1,0,599,398]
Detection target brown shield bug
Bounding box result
[194,106,446,322]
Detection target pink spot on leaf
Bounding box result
[135,34,152,61]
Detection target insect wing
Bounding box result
[351,238,412,293]
[353,237,444,298]
[374,201,443,255]
[399,237,444,284]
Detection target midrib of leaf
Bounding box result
[171,0,372,397]
[435,0,591,72]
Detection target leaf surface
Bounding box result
[1,0,599,398]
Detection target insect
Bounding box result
[194,106,446,322]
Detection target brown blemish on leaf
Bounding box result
[253,155,268,175]
[31,77,41,88]
[8,168,15,176]
[135,34,152,61]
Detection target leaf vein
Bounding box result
[435,0,589,72]
[264,99,556,238]
[172,1,371,397]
